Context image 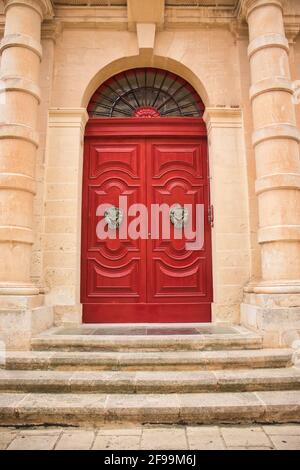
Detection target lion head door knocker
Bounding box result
[169,204,189,229]
[104,206,123,230]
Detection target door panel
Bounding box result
[81,140,147,304]
[146,140,212,306]
[81,129,212,323]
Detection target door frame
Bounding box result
[81,117,213,323]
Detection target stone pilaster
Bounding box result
[0,1,54,349]
[241,0,300,346]
[0,0,53,295]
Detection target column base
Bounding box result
[0,282,39,296]
[0,294,53,350]
[241,290,300,347]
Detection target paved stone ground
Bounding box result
[0,424,300,450]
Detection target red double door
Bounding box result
[81,119,213,323]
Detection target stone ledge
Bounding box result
[0,390,299,425]
[258,225,300,243]
[0,33,43,60]
[249,77,293,101]
[255,173,300,195]
[0,124,39,147]
[0,173,36,195]
[4,348,292,371]
[0,226,34,245]
[248,33,289,59]
[252,124,300,146]
[0,76,41,103]
[0,367,299,393]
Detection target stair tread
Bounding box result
[0,366,299,381]
[0,390,299,425]
[30,329,263,352]
[5,348,292,360]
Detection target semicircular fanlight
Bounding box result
[88,68,205,118]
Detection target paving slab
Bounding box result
[7,434,60,450]
[268,435,300,450]
[140,427,188,450]
[55,430,95,450]
[186,425,225,449]
[92,434,141,450]
[220,426,271,447]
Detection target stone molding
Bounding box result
[0,173,36,195]
[0,75,41,102]
[136,23,156,54]
[0,283,39,295]
[3,0,54,20]
[203,107,243,133]
[252,124,300,146]
[258,225,300,243]
[0,226,34,244]
[249,77,293,101]
[240,0,285,21]
[48,108,89,135]
[0,33,43,60]
[127,0,164,31]
[252,281,300,294]
[255,173,300,195]
[0,124,39,147]
[248,33,289,58]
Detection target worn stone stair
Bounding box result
[0,324,299,426]
[3,348,293,371]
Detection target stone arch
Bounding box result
[81,55,210,110]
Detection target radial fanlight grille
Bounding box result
[88,68,204,118]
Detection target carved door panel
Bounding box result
[81,132,212,323]
[81,138,147,320]
[146,139,212,313]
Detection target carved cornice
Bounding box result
[237,0,286,20]
[3,0,54,19]
[41,20,62,42]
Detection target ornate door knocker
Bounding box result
[104,206,123,229]
[170,204,189,229]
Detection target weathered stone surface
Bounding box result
[0,431,17,450]
[178,392,265,423]
[55,430,95,450]
[30,330,262,353]
[186,426,225,450]
[8,434,60,450]
[0,367,300,394]
[140,427,188,450]
[256,391,300,422]
[267,435,300,450]
[220,426,271,447]
[263,424,300,435]
[92,435,141,450]
[4,348,293,371]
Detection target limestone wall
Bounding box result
[41,24,252,325]
[1,1,299,328]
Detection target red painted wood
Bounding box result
[81,119,213,323]
[83,304,211,323]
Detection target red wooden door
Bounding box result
[81,119,213,323]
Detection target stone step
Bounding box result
[0,367,299,393]
[31,331,263,352]
[3,349,293,371]
[0,390,299,426]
